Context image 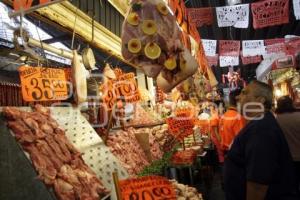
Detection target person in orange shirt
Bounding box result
[219,89,246,155]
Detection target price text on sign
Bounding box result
[19,66,68,102]
[102,72,140,110]
[166,117,194,140]
[119,176,176,200]
[13,0,62,11]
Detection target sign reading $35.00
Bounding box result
[19,66,69,102]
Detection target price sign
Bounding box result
[166,117,194,140]
[13,0,64,11]
[19,66,68,102]
[119,176,176,200]
[102,72,140,110]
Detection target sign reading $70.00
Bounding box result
[19,66,69,102]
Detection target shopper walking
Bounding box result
[275,96,300,192]
[224,80,299,200]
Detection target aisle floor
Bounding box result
[196,166,225,200]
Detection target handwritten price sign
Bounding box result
[166,117,194,140]
[19,66,68,102]
[119,176,176,200]
[102,72,140,110]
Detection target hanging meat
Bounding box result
[121,0,198,92]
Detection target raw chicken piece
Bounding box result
[7,120,36,143]
[3,107,22,120]
[54,178,76,200]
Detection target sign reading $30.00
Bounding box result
[19,66,69,102]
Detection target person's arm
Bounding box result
[246,181,268,200]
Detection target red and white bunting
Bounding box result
[202,39,217,56]
[219,40,240,56]
[219,56,239,67]
[251,0,289,29]
[187,7,214,27]
[216,4,250,28]
[241,55,262,65]
[207,54,219,66]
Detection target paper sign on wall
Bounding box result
[119,176,176,200]
[166,116,194,140]
[188,7,214,27]
[251,0,289,29]
[216,4,249,28]
[19,66,69,102]
[293,0,300,20]
[219,56,239,67]
[242,40,266,56]
[219,40,240,56]
[265,38,287,54]
[202,39,217,56]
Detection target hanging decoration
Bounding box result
[265,38,287,54]
[219,40,240,56]
[202,39,217,56]
[251,0,289,29]
[242,40,266,56]
[219,56,239,67]
[207,54,219,66]
[241,55,262,65]
[216,4,250,28]
[293,0,300,20]
[187,7,214,27]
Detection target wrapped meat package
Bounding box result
[121,0,198,92]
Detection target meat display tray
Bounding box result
[0,114,57,200]
[0,107,129,200]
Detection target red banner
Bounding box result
[219,40,240,56]
[241,55,262,65]
[207,54,219,66]
[187,7,214,27]
[265,38,287,54]
[251,0,289,29]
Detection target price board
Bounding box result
[13,0,64,11]
[119,176,176,200]
[19,66,69,102]
[166,117,194,140]
[102,72,140,110]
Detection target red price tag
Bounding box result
[166,117,194,140]
[19,66,69,102]
[102,72,140,110]
[119,176,176,200]
[13,0,62,11]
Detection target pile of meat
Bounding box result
[151,124,177,151]
[107,129,150,176]
[128,104,162,126]
[121,0,198,92]
[3,105,108,200]
[106,127,164,176]
[170,180,203,200]
[134,127,163,161]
